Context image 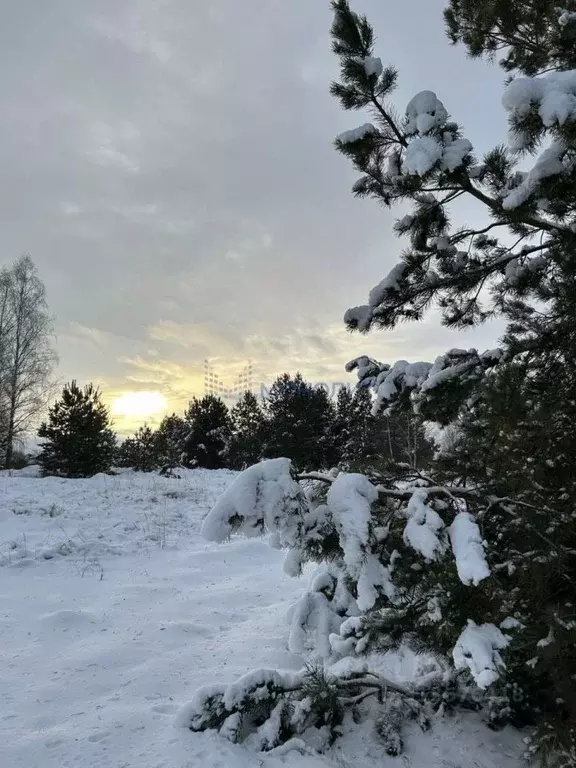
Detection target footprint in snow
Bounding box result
[40,609,97,629]
[159,620,213,636]
[151,703,179,714]
[87,730,111,743]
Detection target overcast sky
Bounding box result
[1,1,509,430]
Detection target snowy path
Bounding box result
[0,470,523,768]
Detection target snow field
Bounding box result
[0,469,523,767]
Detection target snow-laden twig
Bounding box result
[374,484,479,500]
[337,675,414,697]
[297,472,336,484]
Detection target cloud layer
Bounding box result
[1,1,507,430]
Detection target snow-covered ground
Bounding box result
[0,468,523,767]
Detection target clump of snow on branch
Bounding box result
[558,9,576,26]
[500,617,524,631]
[504,253,549,285]
[356,553,396,611]
[536,627,555,649]
[336,123,379,144]
[452,621,510,689]
[403,133,473,176]
[441,136,473,172]
[368,263,406,306]
[344,262,409,332]
[402,91,473,175]
[420,352,473,393]
[326,473,377,575]
[201,457,305,547]
[344,354,382,383]
[403,489,446,561]
[223,668,302,709]
[175,684,227,730]
[329,616,365,657]
[449,511,490,586]
[405,91,448,136]
[502,141,566,209]
[373,360,432,415]
[403,136,444,175]
[503,70,576,133]
[344,304,374,332]
[361,55,383,77]
[287,567,353,657]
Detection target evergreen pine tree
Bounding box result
[444,0,576,75]
[38,381,116,477]
[332,0,576,758]
[184,2,576,762]
[154,413,188,472]
[332,385,354,464]
[345,386,377,467]
[333,385,379,469]
[228,390,266,469]
[117,436,135,469]
[117,424,158,472]
[263,373,336,472]
[182,395,231,470]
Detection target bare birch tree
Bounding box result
[0,256,57,468]
[0,267,14,448]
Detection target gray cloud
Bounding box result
[0,0,508,427]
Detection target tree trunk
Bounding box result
[4,373,17,469]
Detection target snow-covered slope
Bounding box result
[0,469,523,767]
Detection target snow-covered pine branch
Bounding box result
[345,348,503,423]
[332,1,576,341]
[192,455,497,749]
[177,661,453,755]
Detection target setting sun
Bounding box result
[112,391,167,420]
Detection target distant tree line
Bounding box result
[36,372,432,478]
